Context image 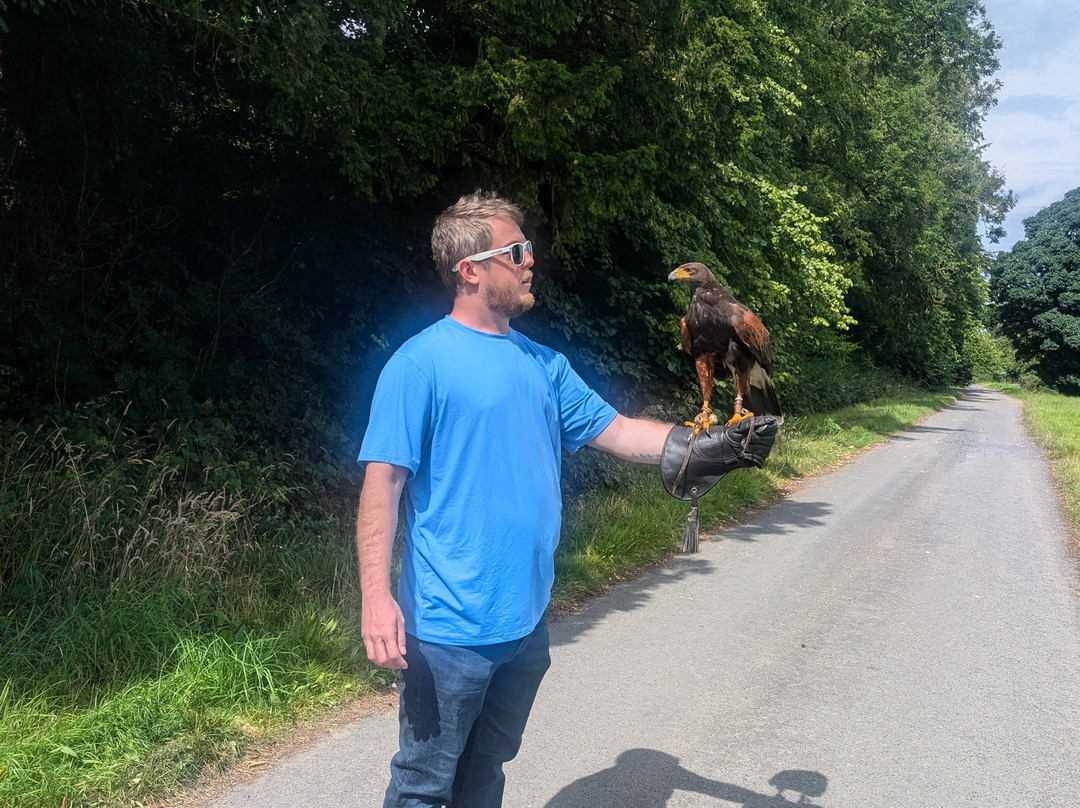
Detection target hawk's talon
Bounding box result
[726,409,755,426]
[689,408,719,434]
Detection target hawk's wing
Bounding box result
[732,307,774,375]
[678,317,693,355]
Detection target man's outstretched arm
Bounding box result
[588,414,674,464]
[356,461,409,669]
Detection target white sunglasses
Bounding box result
[460,240,533,268]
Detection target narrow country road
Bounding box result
[197,387,1080,807]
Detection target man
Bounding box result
[356,192,673,807]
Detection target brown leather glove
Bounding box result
[660,415,779,501]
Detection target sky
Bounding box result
[978,0,1080,253]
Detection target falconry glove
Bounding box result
[660,415,778,553]
[661,415,779,502]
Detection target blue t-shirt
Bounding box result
[358,316,617,644]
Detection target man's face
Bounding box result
[479,216,535,318]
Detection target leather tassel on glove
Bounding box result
[680,488,700,553]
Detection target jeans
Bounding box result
[383,619,551,808]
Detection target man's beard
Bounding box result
[486,283,535,318]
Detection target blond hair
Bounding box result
[432,192,525,291]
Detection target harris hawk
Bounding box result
[668,262,783,432]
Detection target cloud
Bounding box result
[979,0,1080,250]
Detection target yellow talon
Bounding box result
[688,405,718,434]
[726,409,755,426]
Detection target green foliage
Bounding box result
[989,187,1080,394]
[0,610,372,808]
[781,0,1006,387]
[1,0,1009,431]
[0,409,372,805]
[964,326,1022,384]
[779,332,900,413]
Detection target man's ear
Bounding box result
[455,259,482,286]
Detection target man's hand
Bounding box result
[361,589,408,669]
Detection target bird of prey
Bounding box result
[668,262,783,432]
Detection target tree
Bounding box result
[989,188,1080,393]
[0,0,1012,456]
[777,0,1009,387]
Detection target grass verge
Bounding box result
[0,387,961,807]
[992,385,1080,543]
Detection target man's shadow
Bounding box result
[543,749,826,807]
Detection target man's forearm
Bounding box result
[588,414,673,464]
[355,462,408,595]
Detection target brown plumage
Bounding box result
[668,262,783,431]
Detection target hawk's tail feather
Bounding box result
[746,367,784,425]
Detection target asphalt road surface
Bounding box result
[199,387,1080,807]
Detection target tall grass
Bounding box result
[3,417,278,698]
[2,419,254,595]
[0,415,374,807]
[0,616,375,807]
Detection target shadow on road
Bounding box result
[723,499,833,541]
[888,424,963,442]
[550,497,835,648]
[542,749,827,807]
[550,557,718,646]
[881,387,990,442]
